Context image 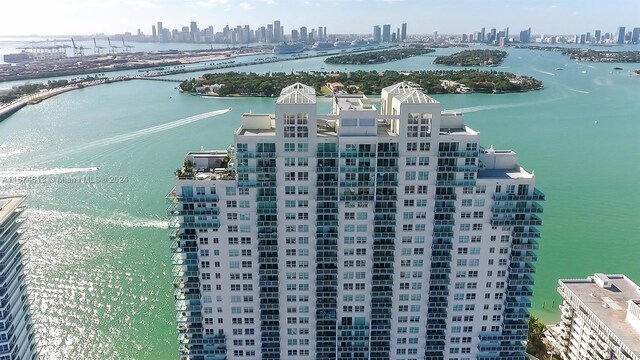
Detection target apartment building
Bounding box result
[167,82,544,360]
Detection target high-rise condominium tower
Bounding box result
[168,82,544,360]
[0,195,37,360]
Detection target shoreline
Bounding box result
[0,50,268,83]
[193,87,540,99]
[0,79,115,121]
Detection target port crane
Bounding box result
[107,38,120,54]
[93,38,107,54]
[70,38,89,56]
[121,37,134,52]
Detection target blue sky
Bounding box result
[2,0,639,36]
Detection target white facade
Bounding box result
[0,196,37,360]
[557,274,640,360]
[168,82,544,360]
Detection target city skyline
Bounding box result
[2,0,640,37]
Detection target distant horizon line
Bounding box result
[1,29,636,40]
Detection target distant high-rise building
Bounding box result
[157,21,164,42]
[168,81,545,360]
[152,25,157,41]
[300,26,308,43]
[433,31,438,40]
[401,23,407,41]
[391,32,397,42]
[243,25,251,43]
[323,27,327,40]
[481,27,486,42]
[373,25,382,43]
[585,32,591,43]
[190,21,198,42]
[490,28,497,43]
[317,26,323,41]
[291,29,299,42]
[579,34,586,44]
[0,195,37,360]
[382,24,391,42]
[274,20,281,42]
[267,24,274,43]
[595,29,602,43]
[617,26,626,44]
[632,27,640,44]
[309,29,315,42]
[519,27,532,43]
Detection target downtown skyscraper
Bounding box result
[168,82,544,360]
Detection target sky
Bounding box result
[1,0,639,37]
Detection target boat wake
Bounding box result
[445,90,571,114]
[566,88,589,94]
[34,109,230,162]
[530,67,555,76]
[0,167,99,178]
[593,78,613,86]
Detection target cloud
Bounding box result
[380,0,403,2]
[124,0,156,8]
[256,0,277,5]
[239,2,253,9]
[194,0,229,6]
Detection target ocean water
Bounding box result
[0,46,639,358]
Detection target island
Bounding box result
[434,49,507,67]
[512,45,640,62]
[564,49,640,62]
[325,45,435,65]
[179,70,542,97]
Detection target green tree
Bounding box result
[527,315,549,358]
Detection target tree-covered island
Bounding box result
[513,45,640,62]
[179,70,542,96]
[325,45,435,65]
[434,49,508,66]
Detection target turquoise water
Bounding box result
[0,47,639,358]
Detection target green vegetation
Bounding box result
[563,49,640,62]
[434,49,508,66]
[179,70,542,96]
[527,316,553,359]
[0,76,104,104]
[635,70,640,75]
[514,45,640,62]
[325,45,435,65]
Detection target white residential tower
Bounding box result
[168,82,544,360]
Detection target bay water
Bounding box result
[0,46,639,358]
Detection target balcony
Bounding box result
[490,215,543,227]
[491,203,544,214]
[437,165,478,172]
[436,179,476,187]
[438,150,479,158]
[493,189,545,201]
